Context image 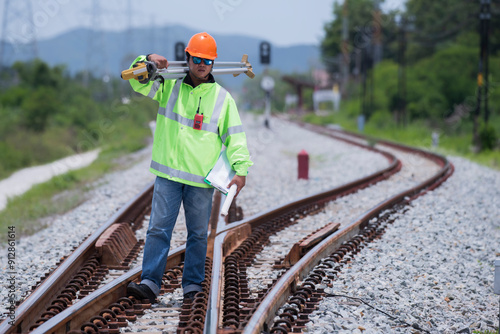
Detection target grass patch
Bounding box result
[0,175,89,240]
[0,126,153,242]
[0,92,157,241]
[299,104,500,171]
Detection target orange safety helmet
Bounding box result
[185,32,218,60]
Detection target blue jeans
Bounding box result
[141,176,214,296]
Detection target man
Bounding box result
[126,32,252,303]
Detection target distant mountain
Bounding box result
[2,24,321,90]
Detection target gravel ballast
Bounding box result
[0,114,498,334]
[0,147,155,316]
[0,114,387,317]
[305,156,500,334]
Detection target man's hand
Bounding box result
[227,175,246,197]
[148,54,168,69]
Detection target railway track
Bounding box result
[0,121,453,334]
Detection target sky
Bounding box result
[0,0,406,47]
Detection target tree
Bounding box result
[321,0,399,74]
[21,86,60,132]
[405,0,478,63]
[12,59,64,89]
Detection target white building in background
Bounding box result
[313,83,341,113]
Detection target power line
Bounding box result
[0,0,38,67]
[84,0,109,87]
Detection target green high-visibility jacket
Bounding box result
[130,55,253,188]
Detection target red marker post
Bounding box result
[298,149,309,180]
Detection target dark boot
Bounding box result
[127,282,157,303]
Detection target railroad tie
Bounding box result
[96,223,138,268]
[274,222,341,268]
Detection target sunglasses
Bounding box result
[192,56,213,65]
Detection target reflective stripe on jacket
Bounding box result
[130,55,253,188]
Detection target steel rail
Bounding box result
[3,120,448,334]
[246,162,454,333]
[0,181,154,334]
[215,130,400,237]
[30,246,186,334]
[301,121,444,164]
[30,191,222,333]
[242,127,454,333]
[17,124,400,334]
[301,122,453,198]
[205,137,403,333]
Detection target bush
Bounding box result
[21,86,60,132]
[479,123,498,151]
[0,142,29,175]
[367,110,395,129]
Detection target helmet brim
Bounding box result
[186,50,217,60]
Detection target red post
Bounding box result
[298,149,309,180]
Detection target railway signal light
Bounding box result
[260,41,271,65]
[175,42,185,61]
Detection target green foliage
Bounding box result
[405,0,477,63]
[0,162,100,239]
[0,141,28,175]
[0,59,159,237]
[371,60,399,115]
[397,43,478,121]
[428,45,477,112]
[301,99,500,170]
[312,0,500,159]
[488,56,500,109]
[21,86,60,131]
[335,39,497,137]
[479,123,498,151]
[320,0,500,146]
[367,109,395,129]
[0,169,83,239]
[12,59,64,89]
[0,85,29,107]
[321,0,399,73]
[0,59,157,180]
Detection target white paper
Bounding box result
[221,184,237,216]
[205,149,236,194]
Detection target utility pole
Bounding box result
[341,0,349,98]
[397,15,407,127]
[481,0,491,125]
[121,0,134,96]
[360,41,373,121]
[0,0,38,67]
[126,0,133,56]
[473,0,491,150]
[369,0,382,121]
[260,41,272,128]
[360,47,367,120]
[372,0,382,65]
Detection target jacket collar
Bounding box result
[183,72,216,88]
